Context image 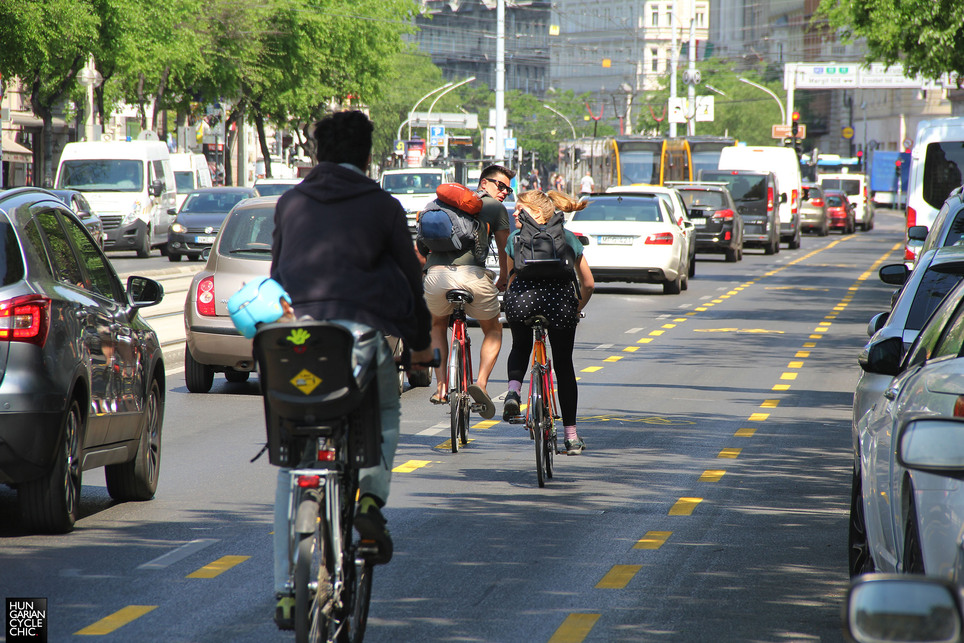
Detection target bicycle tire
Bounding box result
[339,558,374,643]
[449,337,462,453]
[532,383,546,488]
[294,514,331,643]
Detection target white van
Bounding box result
[55,138,176,257]
[170,152,213,209]
[718,145,802,249]
[905,117,964,262]
[819,172,874,230]
[379,167,454,233]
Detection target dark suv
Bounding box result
[0,188,166,533]
[697,169,780,255]
[676,183,745,262]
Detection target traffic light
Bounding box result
[856,148,864,171]
[791,111,800,138]
[895,158,903,175]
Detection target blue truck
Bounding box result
[869,150,911,208]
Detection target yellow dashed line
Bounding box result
[803,342,816,348]
[695,307,708,311]
[669,497,703,515]
[787,361,804,368]
[76,606,157,635]
[393,459,433,473]
[474,420,499,429]
[581,366,603,373]
[596,565,643,589]
[760,399,780,408]
[649,330,664,336]
[186,556,250,579]
[604,356,623,362]
[748,412,769,421]
[735,428,756,437]
[674,317,688,322]
[662,323,676,329]
[809,334,822,339]
[623,346,639,352]
[434,439,475,450]
[718,448,741,459]
[711,299,723,304]
[548,613,600,643]
[700,469,726,481]
[634,531,672,549]
[637,337,654,344]
[780,372,798,380]
[795,351,810,358]
[772,384,791,391]
[813,327,829,333]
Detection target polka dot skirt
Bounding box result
[504,277,579,330]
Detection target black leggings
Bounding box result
[506,323,578,427]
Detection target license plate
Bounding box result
[196,235,216,244]
[690,217,707,225]
[598,236,634,245]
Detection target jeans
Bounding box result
[273,319,400,595]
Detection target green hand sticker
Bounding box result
[287,328,311,346]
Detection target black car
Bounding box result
[166,187,258,261]
[697,169,780,254]
[48,189,106,248]
[676,183,745,262]
[0,187,165,533]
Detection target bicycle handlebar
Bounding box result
[398,348,442,370]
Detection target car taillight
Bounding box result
[0,294,50,346]
[767,187,774,211]
[570,231,590,245]
[907,206,917,229]
[712,209,734,220]
[645,232,674,245]
[791,188,799,214]
[196,276,216,316]
[811,198,824,207]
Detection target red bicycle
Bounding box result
[445,289,474,453]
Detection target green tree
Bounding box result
[817,0,964,81]
[0,0,100,183]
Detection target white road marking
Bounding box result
[137,539,219,570]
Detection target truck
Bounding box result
[869,150,911,208]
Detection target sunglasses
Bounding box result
[485,178,513,194]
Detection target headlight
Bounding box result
[171,222,187,234]
[122,200,143,225]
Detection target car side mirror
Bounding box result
[802,187,810,200]
[167,208,177,216]
[908,225,929,241]
[898,417,964,479]
[857,335,903,376]
[867,312,888,337]
[879,263,909,286]
[127,276,164,309]
[780,193,787,203]
[149,180,164,197]
[844,574,963,643]
[200,247,211,261]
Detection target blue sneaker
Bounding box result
[564,438,586,455]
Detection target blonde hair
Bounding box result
[517,189,587,224]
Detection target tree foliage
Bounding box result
[817,0,964,82]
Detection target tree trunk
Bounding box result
[253,108,272,179]
[151,66,170,132]
[224,109,240,186]
[136,74,147,129]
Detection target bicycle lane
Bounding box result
[540,234,902,642]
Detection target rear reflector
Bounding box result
[907,206,917,229]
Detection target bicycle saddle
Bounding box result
[445,289,474,304]
[524,315,551,328]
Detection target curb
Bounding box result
[119,264,203,281]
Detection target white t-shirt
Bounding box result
[580,174,595,193]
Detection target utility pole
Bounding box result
[686,0,697,136]
[669,0,678,137]
[495,0,505,161]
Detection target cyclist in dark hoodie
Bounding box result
[269,110,432,628]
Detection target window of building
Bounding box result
[651,5,659,26]
[651,48,659,72]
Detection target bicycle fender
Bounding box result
[294,497,321,535]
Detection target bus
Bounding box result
[557,135,735,192]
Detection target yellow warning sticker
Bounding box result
[290,369,322,395]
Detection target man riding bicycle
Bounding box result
[418,164,514,418]
[269,110,433,628]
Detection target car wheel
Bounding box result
[105,378,162,501]
[688,254,696,278]
[680,270,689,291]
[848,464,876,578]
[18,398,84,533]
[724,247,738,262]
[224,370,250,384]
[136,227,152,258]
[185,348,214,393]
[764,235,777,255]
[662,270,682,295]
[168,249,182,262]
[820,222,829,237]
[788,229,801,249]
[902,495,925,574]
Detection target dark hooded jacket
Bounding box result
[270,162,431,351]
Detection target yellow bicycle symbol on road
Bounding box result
[577,414,696,425]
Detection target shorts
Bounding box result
[423,264,501,321]
[504,277,579,330]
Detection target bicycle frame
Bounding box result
[526,325,560,427]
[447,311,474,398]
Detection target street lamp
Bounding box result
[543,104,577,192]
[406,81,454,141]
[425,76,475,162]
[75,56,103,141]
[738,77,785,125]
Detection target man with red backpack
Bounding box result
[417,164,515,417]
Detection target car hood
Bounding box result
[389,193,436,214]
[175,212,229,228]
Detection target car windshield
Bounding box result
[907,265,964,330]
[619,150,660,185]
[254,183,296,197]
[825,195,845,207]
[218,206,275,259]
[701,172,766,202]
[181,191,249,214]
[57,159,143,192]
[381,173,441,194]
[821,178,860,195]
[571,198,663,222]
[680,191,725,209]
[174,171,195,192]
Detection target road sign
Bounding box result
[504,137,517,152]
[668,97,687,124]
[694,96,714,122]
[903,137,914,149]
[393,139,405,156]
[771,124,806,139]
[842,126,854,140]
[430,125,445,147]
[409,112,479,129]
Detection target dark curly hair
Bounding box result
[313,111,373,169]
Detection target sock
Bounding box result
[564,425,578,441]
[508,380,522,395]
[359,494,384,510]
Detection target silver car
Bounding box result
[852,277,964,580]
[183,196,428,393]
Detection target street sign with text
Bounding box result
[772,124,806,139]
[409,112,478,129]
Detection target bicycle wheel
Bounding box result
[543,402,554,480]
[449,337,466,453]
[339,555,374,643]
[531,383,546,488]
[294,500,331,643]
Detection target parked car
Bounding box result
[799,183,830,236]
[851,277,964,579]
[568,193,692,293]
[48,188,106,247]
[166,187,258,262]
[675,183,744,262]
[0,187,165,533]
[824,189,856,233]
[184,196,428,392]
[852,247,964,432]
[697,169,781,254]
[603,184,697,279]
[911,187,964,261]
[819,172,874,230]
[253,177,301,197]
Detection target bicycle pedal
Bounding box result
[506,416,524,424]
[357,540,379,556]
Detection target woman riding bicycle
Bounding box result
[502,190,594,454]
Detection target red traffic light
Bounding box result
[791,111,800,122]
[896,159,902,168]
[856,150,863,158]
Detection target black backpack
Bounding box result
[513,210,577,281]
